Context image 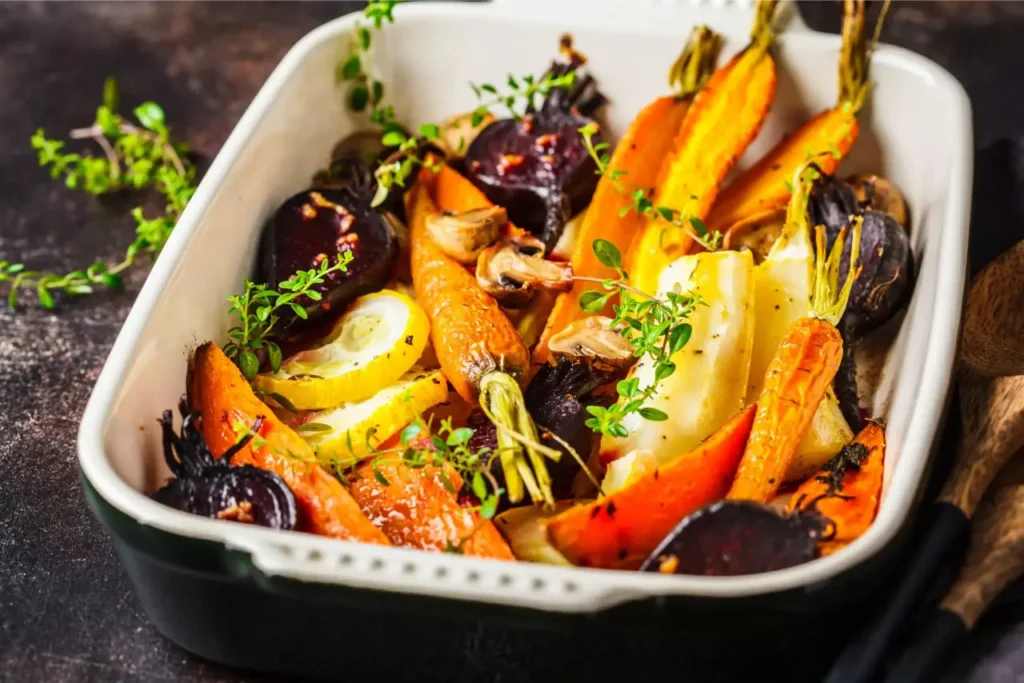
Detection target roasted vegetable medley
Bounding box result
[151,0,912,576]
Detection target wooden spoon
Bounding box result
[961,240,1024,377]
[825,239,1024,683]
[884,453,1024,682]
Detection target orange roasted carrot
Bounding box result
[545,404,756,570]
[533,26,722,366]
[727,179,862,503]
[625,0,779,294]
[349,448,514,559]
[429,164,527,240]
[788,421,885,556]
[188,342,389,544]
[708,0,877,236]
[407,178,558,506]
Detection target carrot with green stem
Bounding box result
[728,167,862,503]
[532,25,722,365]
[625,0,780,295]
[707,0,884,236]
[407,178,561,506]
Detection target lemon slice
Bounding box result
[256,290,429,410]
[300,367,450,466]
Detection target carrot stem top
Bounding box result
[812,218,862,326]
[668,25,723,99]
[750,0,779,51]
[838,0,890,112]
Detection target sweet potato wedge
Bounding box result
[545,404,757,570]
[348,431,514,559]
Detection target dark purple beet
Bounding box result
[259,183,399,330]
[834,318,863,432]
[810,174,915,334]
[463,45,605,251]
[639,500,831,576]
[152,398,298,530]
[467,359,612,505]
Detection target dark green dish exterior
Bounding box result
[83,470,922,682]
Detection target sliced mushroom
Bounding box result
[476,235,574,308]
[847,174,909,229]
[425,206,506,264]
[722,208,787,264]
[547,316,635,373]
[436,111,496,158]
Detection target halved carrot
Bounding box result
[188,342,389,544]
[407,178,557,506]
[708,0,875,236]
[533,26,722,365]
[788,421,885,556]
[727,191,862,503]
[625,0,779,294]
[545,404,756,570]
[349,449,514,559]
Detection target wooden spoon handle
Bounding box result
[940,483,1024,626]
[884,479,1024,683]
[939,371,1024,515]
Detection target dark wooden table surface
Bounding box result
[2,2,1024,682]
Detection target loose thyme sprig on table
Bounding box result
[578,122,723,252]
[224,251,354,380]
[0,78,196,310]
[573,239,703,438]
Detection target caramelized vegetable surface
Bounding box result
[350,450,513,559]
[789,421,885,555]
[626,1,779,294]
[545,404,756,570]
[188,342,389,543]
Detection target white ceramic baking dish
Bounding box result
[78,0,972,615]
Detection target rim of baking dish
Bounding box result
[78,1,972,612]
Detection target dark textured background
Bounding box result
[2,2,1024,682]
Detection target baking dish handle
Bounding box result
[489,0,811,34]
[233,539,650,614]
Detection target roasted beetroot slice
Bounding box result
[259,185,399,329]
[152,400,299,530]
[204,466,299,529]
[463,43,606,251]
[639,500,830,576]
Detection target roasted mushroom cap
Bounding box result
[847,174,909,228]
[722,208,787,264]
[425,206,506,264]
[476,235,574,308]
[547,316,635,373]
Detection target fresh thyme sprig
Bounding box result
[578,122,723,252]
[468,71,578,126]
[338,1,401,117]
[574,239,702,438]
[224,251,354,380]
[1,78,196,310]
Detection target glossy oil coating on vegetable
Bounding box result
[188,342,389,543]
[546,404,756,570]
